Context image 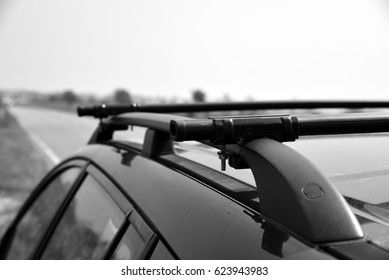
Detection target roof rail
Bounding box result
[77,101,389,118]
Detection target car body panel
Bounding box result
[69,144,334,259]
[115,132,389,255]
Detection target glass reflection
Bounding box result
[243,210,289,258]
[121,152,136,167]
[111,211,154,260]
[7,167,80,259]
[41,175,124,259]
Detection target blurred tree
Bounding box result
[62,90,77,104]
[86,95,98,103]
[192,89,206,103]
[48,94,58,102]
[114,89,132,104]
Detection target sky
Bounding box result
[0,0,389,101]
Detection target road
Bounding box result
[1,106,146,239]
[10,106,98,166]
[2,106,97,239]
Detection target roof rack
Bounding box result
[77,100,389,118]
[79,105,389,168]
[79,103,389,244]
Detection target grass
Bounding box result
[0,109,50,239]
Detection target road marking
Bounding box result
[26,129,61,165]
[14,117,61,165]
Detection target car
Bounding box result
[2,101,389,260]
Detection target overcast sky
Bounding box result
[1,0,389,101]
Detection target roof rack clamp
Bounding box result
[228,154,250,169]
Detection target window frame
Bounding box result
[86,160,177,259]
[0,159,88,259]
[104,210,159,260]
[32,160,160,260]
[38,173,127,259]
[1,155,173,260]
[86,165,160,260]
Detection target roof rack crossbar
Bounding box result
[170,113,389,143]
[299,114,389,136]
[77,101,389,118]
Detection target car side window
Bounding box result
[111,211,155,260]
[40,175,124,260]
[6,167,81,259]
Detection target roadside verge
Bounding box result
[0,111,50,239]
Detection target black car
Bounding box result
[2,101,389,259]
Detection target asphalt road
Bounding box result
[10,106,98,166]
[2,106,97,239]
[2,106,148,239]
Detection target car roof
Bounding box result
[69,143,337,259]
[75,101,389,258]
